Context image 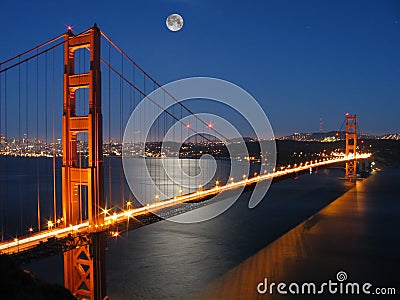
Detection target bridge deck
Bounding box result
[0,154,371,261]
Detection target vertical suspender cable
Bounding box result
[154,81,157,200]
[140,73,145,203]
[181,99,183,194]
[5,71,9,238]
[120,51,124,208]
[45,52,49,223]
[163,89,167,198]
[52,49,57,224]
[108,42,112,209]
[130,61,134,205]
[26,61,31,228]
[138,69,142,203]
[36,51,41,231]
[202,119,204,189]
[172,97,175,198]
[19,59,23,233]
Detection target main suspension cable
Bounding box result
[100,58,213,143]
[0,34,64,67]
[100,31,230,142]
[0,29,91,75]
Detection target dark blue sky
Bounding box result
[1,0,399,136]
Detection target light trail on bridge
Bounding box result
[0,153,371,255]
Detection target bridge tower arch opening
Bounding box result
[62,24,107,300]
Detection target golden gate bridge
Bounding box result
[0,24,371,299]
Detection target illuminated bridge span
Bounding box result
[0,152,371,255]
[0,24,371,299]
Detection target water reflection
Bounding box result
[198,171,400,299]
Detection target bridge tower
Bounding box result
[345,114,357,180]
[62,24,107,299]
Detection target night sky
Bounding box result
[0,0,399,136]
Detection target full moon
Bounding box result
[166,13,184,32]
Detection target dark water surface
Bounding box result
[105,168,352,299]
[23,166,400,299]
[199,168,400,299]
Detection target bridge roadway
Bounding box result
[0,154,371,259]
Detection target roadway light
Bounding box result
[47,220,54,229]
[101,207,110,216]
